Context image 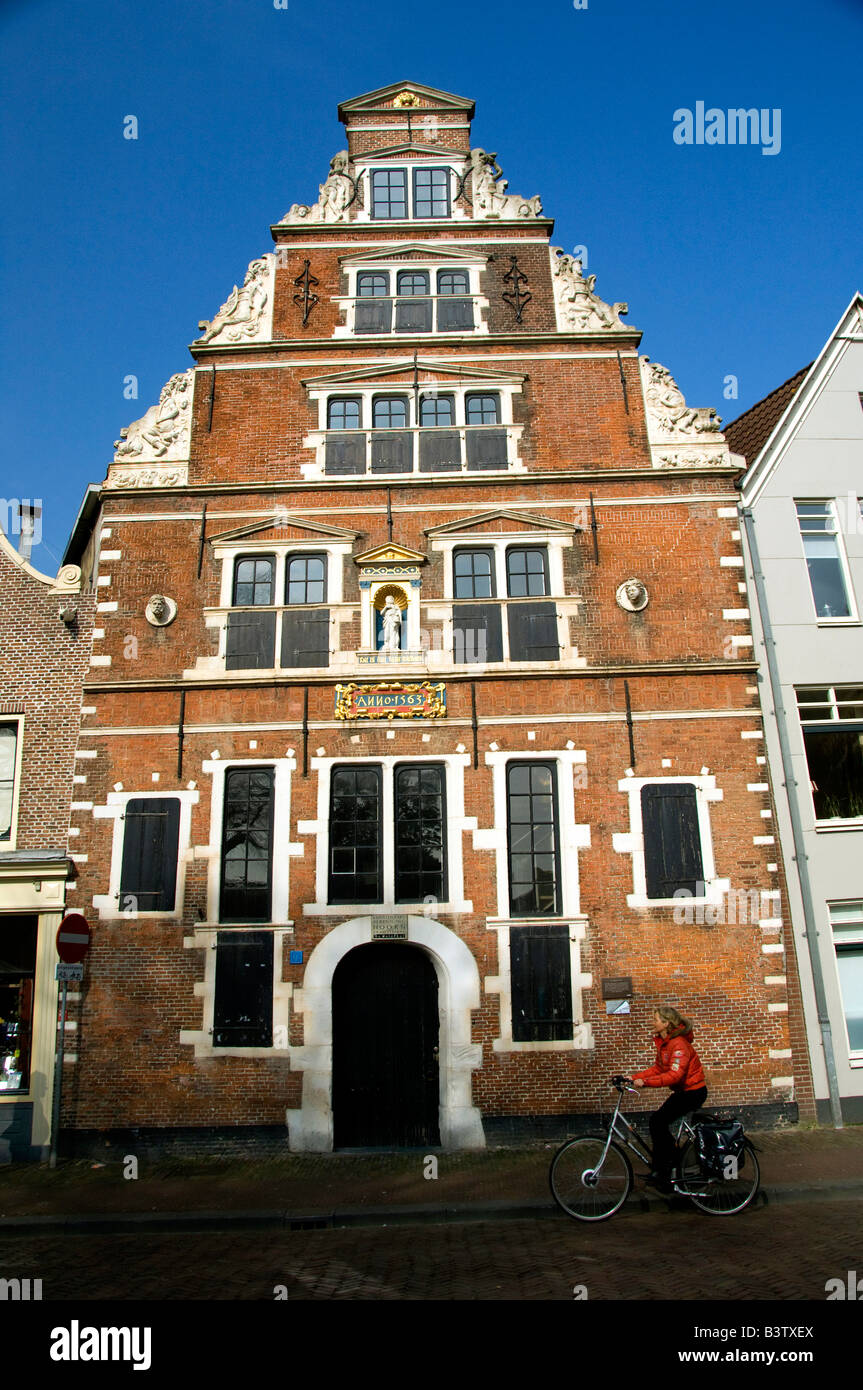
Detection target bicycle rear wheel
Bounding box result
[549,1135,633,1222]
[676,1139,760,1214]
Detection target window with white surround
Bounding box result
[828,902,863,1057]
[795,501,856,621]
[796,686,863,822]
[613,775,727,909]
[346,266,478,336]
[92,789,198,921]
[366,165,455,221]
[0,719,23,849]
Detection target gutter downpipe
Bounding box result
[741,504,844,1128]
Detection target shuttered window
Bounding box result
[329,766,382,903]
[510,924,573,1041]
[120,798,181,912]
[452,602,503,664]
[394,765,446,903]
[641,783,704,899]
[507,762,561,916]
[227,555,276,670]
[280,610,329,668]
[507,602,559,661]
[213,931,273,1047]
[220,769,275,923]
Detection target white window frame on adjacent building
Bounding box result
[827,901,863,1064]
[0,716,24,852]
[795,499,858,625]
[613,774,728,910]
[795,685,863,826]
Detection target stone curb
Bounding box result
[0,1180,860,1236]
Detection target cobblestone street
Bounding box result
[1,1199,860,1302]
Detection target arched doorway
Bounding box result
[332,942,440,1148]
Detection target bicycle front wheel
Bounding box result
[549,1135,633,1222]
[676,1139,761,1215]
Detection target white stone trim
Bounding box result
[485,916,593,1053]
[613,774,727,909]
[91,788,199,920]
[200,754,300,925]
[0,714,24,853]
[180,927,293,1060]
[286,915,484,1151]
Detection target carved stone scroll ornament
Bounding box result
[104,466,189,490]
[655,451,728,469]
[113,370,194,463]
[469,149,542,219]
[550,249,629,331]
[194,255,274,345]
[640,357,722,439]
[280,150,357,224]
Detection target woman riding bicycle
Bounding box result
[631,1005,707,1193]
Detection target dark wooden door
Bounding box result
[332,943,440,1148]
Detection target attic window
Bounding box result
[368,167,453,220]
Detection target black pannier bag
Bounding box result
[694,1117,745,1177]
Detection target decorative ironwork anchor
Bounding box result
[502,255,531,324]
[293,259,320,326]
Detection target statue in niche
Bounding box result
[469,149,542,219]
[195,258,270,344]
[380,594,403,652]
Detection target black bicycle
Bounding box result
[549,1076,761,1222]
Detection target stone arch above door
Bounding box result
[286,915,484,1151]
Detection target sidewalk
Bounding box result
[0,1125,861,1234]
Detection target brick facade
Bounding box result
[61,82,814,1152]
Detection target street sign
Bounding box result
[56,963,84,982]
[56,913,90,964]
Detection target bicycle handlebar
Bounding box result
[609,1074,638,1091]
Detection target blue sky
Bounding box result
[1,0,861,572]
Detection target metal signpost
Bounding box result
[49,913,90,1168]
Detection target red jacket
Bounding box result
[632,1026,706,1093]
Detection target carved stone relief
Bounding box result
[113,370,194,463]
[469,150,542,219]
[640,358,722,440]
[616,578,649,612]
[550,249,629,331]
[105,466,189,490]
[194,255,274,345]
[146,594,177,627]
[280,150,356,224]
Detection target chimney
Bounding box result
[17,502,42,562]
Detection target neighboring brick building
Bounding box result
[60,82,813,1154]
[0,522,93,1158]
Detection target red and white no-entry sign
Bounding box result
[56,913,91,964]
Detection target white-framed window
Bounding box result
[304,383,525,480]
[796,685,863,824]
[0,718,23,851]
[828,902,863,1059]
[92,789,198,921]
[335,260,487,338]
[795,500,857,623]
[205,540,352,674]
[352,162,465,223]
[613,775,728,910]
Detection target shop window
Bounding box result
[507,762,561,916]
[329,765,383,903]
[796,501,854,619]
[797,686,863,820]
[119,798,181,912]
[510,924,573,1041]
[829,903,863,1053]
[394,764,446,903]
[641,783,704,899]
[213,931,273,1047]
[0,722,19,844]
[226,555,276,671]
[220,768,275,923]
[0,916,37,1092]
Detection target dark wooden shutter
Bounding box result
[325,433,366,475]
[452,603,503,664]
[466,428,508,470]
[280,610,330,668]
[371,432,413,473]
[510,924,572,1042]
[213,931,273,1047]
[355,300,393,334]
[120,798,181,911]
[395,299,433,332]
[225,610,276,670]
[419,430,461,472]
[507,602,560,661]
[641,784,704,898]
[436,297,473,331]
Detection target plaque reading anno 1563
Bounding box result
[334,682,446,721]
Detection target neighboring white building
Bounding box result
[729,293,863,1123]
